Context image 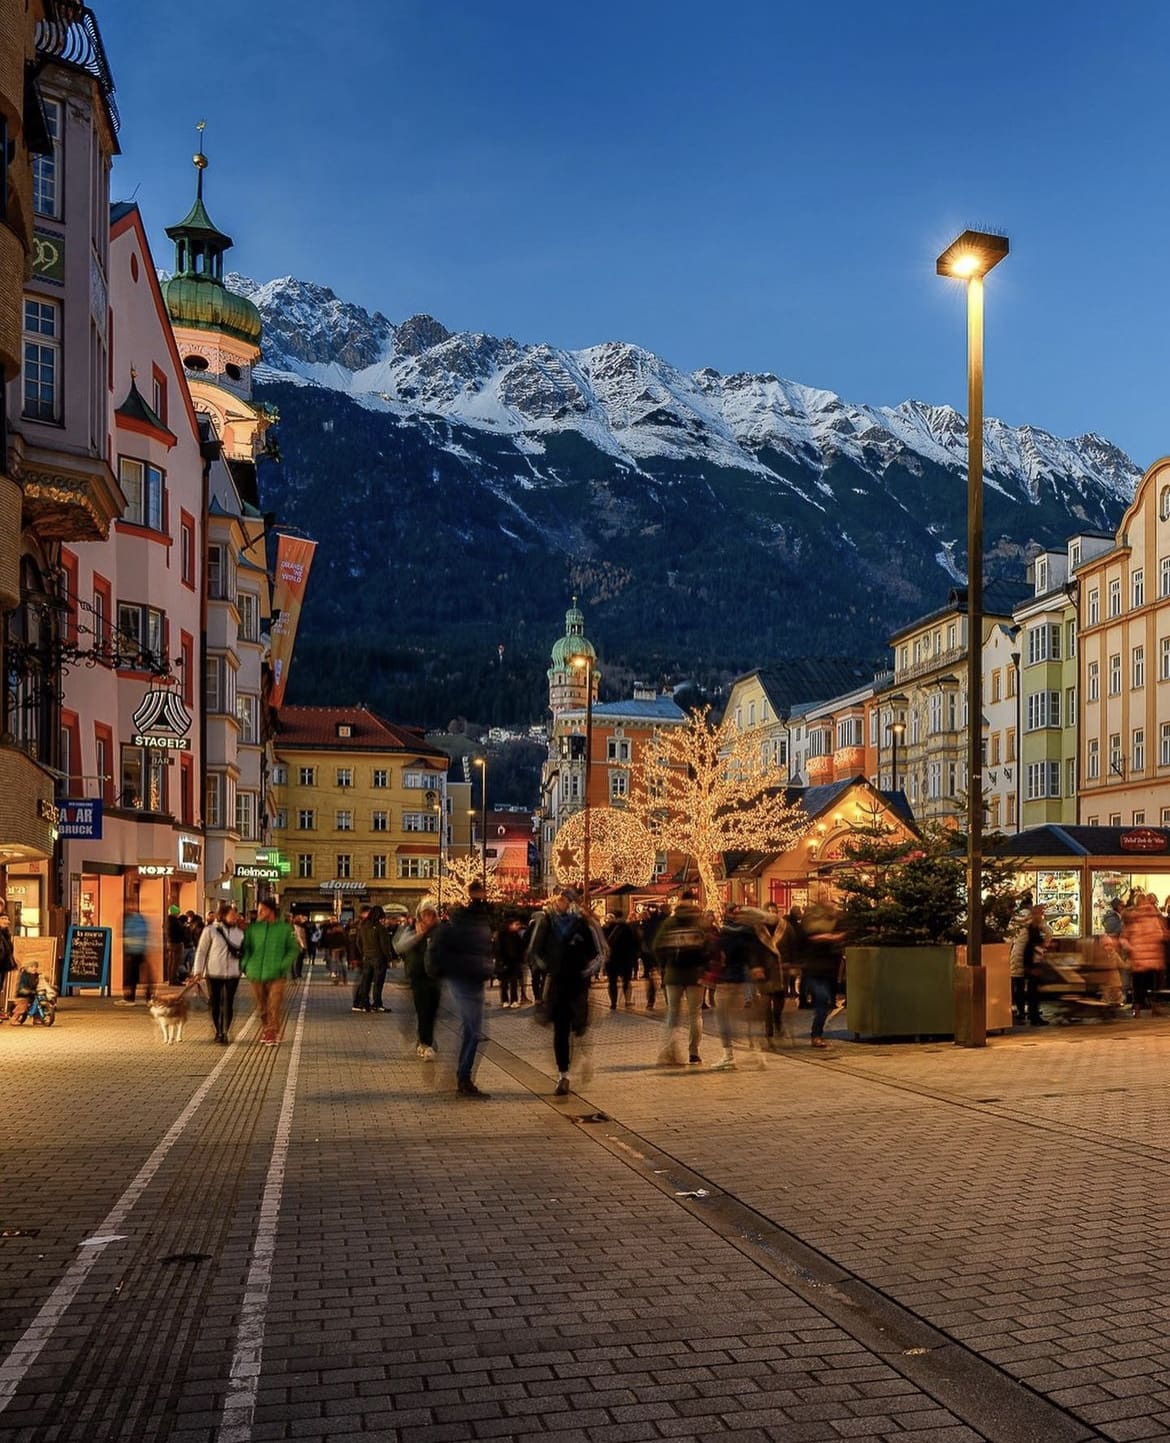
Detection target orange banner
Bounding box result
[268,535,317,708]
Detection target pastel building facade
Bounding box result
[3,6,124,938]
[273,706,449,918]
[1077,462,1170,827]
[59,202,205,986]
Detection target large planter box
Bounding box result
[845,944,1013,1040]
[846,945,957,1039]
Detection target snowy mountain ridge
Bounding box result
[231,272,1140,510]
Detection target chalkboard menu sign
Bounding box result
[63,926,112,992]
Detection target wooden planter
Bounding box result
[845,944,1012,1040]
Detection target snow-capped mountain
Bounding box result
[236,273,1138,515]
[233,273,1139,725]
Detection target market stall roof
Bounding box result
[990,825,1170,859]
[723,777,915,876]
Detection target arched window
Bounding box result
[1160,485,1170,522]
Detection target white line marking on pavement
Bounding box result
[0,1015,258,1413]
[216,980,312,1443]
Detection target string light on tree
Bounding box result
[552,807,656,889]
[630,707,807,919]
[433,852,505,908]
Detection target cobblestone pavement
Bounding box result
[2,970,1168,1442]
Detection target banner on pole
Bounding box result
[269,535,317,708]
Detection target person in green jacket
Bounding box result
[240,896,300,1045]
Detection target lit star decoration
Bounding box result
[630,707,807,921]
[552,808,657,889]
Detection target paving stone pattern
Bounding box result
[1,971,1163,1440]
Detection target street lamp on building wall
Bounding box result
[937,228,1009,1046]
[571,654,595,906]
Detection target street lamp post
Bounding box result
[431,795,444,911]
[890,720,905,793]
[571,655,595,905]
[474,757,487,885]
[887,691,908,793]
[937,228,1009,1048]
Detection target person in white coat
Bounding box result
[191,901,245,1044]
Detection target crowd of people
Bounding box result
[1010,890,1170,1025]
[275,886,852,1098]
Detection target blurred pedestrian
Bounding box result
[527,887,600,1094]
[427,880,495,1097]
[794,900,845,1049]
[395,904,441,1058]
[165,904,186,984]
[604,912,641,1009]
[711,907,771,1070]
[1124,893,1166,1017]
[653,891,714,1065]
[117,906,149,1005]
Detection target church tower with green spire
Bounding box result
[161,124,269,463]
[547,596,598,719]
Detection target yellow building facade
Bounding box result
[272,706,449,918]
[1077,458,1170,828]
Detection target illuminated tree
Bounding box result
[434,853,505,908]
[553,807,657,889]
[630,708,807,919]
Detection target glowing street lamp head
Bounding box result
[936,229,1009,280]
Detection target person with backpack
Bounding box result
[653,891,714,1066]
[427,880,495,1097]
[526,887,600,1095]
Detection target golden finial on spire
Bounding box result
[193,119,208,171]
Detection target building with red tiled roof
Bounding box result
[272,706,450,918]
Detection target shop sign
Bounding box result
[235,864,280,880]
[37,798,60,827]
[130,687,193,752]
[178,836,202,872]
[63,926,111,992]
[32,229,64,283]
[138,863,175,877]
[320,880,368,893]
[59,799,103,840]
[1119,828,1168,854]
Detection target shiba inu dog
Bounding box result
[149,987,189,1044]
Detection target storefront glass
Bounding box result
[1090,871,1170,933]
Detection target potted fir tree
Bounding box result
[834,813,1015,1040]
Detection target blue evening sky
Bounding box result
[104,1,1169,465]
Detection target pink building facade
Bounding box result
[59,204,205,990]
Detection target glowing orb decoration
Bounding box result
[552,808,657,889]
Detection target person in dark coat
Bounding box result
[427,882,494,1097]
[494,915,527,1008]
[793,901,845,1049]
[526,888,600,1095]
[603,914,642,1009]
[352,905,393,1014]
